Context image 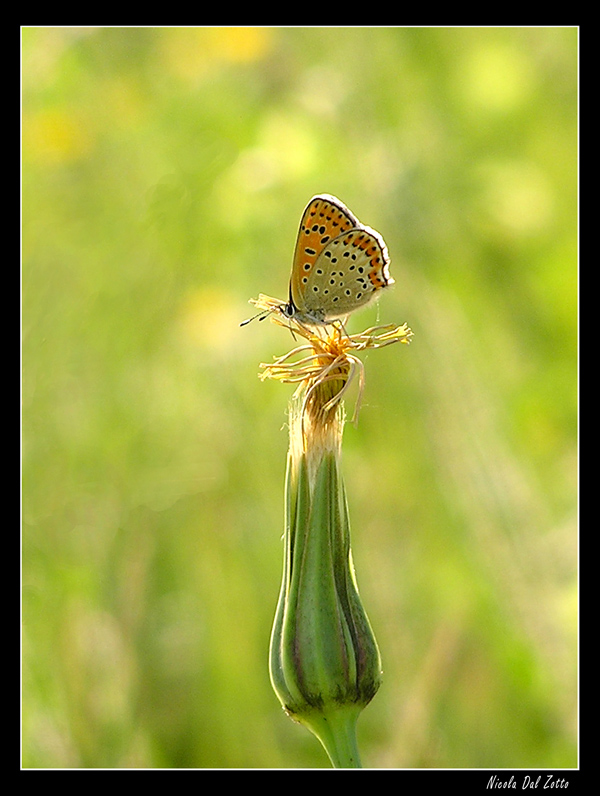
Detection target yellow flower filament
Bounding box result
[249,293,412,462]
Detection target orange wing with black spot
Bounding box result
[289,196,357,309]
[289,195,393,323]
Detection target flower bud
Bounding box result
[269,394,382,767]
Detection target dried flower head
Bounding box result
[252,293,412,429]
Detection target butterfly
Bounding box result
[242,195,394,328]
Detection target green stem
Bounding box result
[299,706,362,768]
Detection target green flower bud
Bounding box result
[269,393,382,768]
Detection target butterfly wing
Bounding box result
[301,226,393,320]
[289,195,359,313]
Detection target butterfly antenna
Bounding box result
[240,308,273,327]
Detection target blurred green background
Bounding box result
[22,27,577,769]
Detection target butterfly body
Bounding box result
[284,194,394,325]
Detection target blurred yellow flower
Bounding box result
[458,41,535,114]
[210,26,272,63]
[23,108,92,164]
[161,27,272,81]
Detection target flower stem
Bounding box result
[299,705,363,768]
